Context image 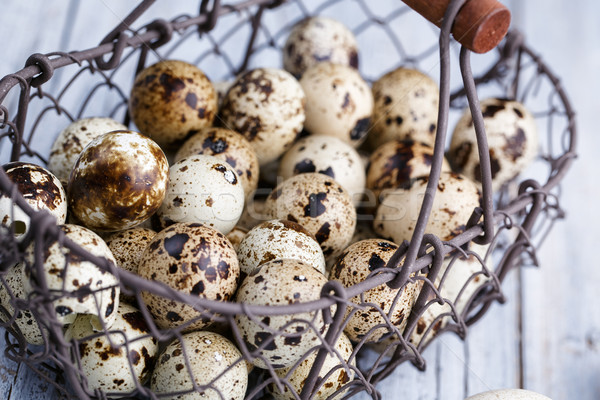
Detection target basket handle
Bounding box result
[401,0,511,53]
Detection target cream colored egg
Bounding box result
[219,68,306,166]
[151,330,247,400]
[466,389,552,400]
[300,63,373,147]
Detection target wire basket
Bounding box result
[0,0,576,399]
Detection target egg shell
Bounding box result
[155,154,244,234]
[374,172,480,244]
[68,130,169,232]
[237,196,269,231]
[283,16,359,78]
[0,263,46,345]
[263,173,356,262]
[366,139,451,200]
[367,67,439,150]
[234,259,331,369]
[219,68,306,166]
[267,333,355,400]
[300,62,373,147]
[23,224,120,327]
[212,79,234,107]
[237,219,326,277]
[465,389,552,400]
[151,330,248,400]
[448,97,539,192]
[328,239,422,343]
[65,302,158,396]
[128,59,218,150]
[174,127,260,200]
[278,135,366,206]
[48,117,128,187]
[225,225,248,251]
[137,222,239,331]
[1,162,67,238]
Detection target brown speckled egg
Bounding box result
[237,219,326,277]
[0,162,67,239]
[448,97,539,192]
[366,139,450,200]
[283,16,359,78]
[23,224,119,327]
[267,332,355,400]
[151,330,247,400]
[48,117,127,186]
[278,135,365,205]
[65,302,158,396]
[367,67,439,150]
[0,263,45,345]
[174,127,259,200]
[225,225,248,251]
[219,68,306,166]
[234,259,331,369]
[137,222,239,331]
[155,154,244,235]
[129,59,217,150]
[300,63,373,147]
[68,130,169,232]
[373,172,480,244]
[263,173,356,262]
[328,239,422,343]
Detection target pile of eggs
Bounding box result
[0,14,539,400]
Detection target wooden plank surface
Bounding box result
[0,0,598,399]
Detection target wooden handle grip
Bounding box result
[401,0,511,53]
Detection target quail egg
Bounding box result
[328,239,422,343]
[263,173,356,262]
[278,135,366,205]
[151,330,248,400]
[219,67,306,166]
[137,222,239,331]
[68,130,169,232]
[283,16,359,78]
[225,225,248,251]
[129,59,218,150]
[154,154,244,235]
[174,127,260,200]
[300,62,373,147]
[236,219,326,277]
[448,97,539,192]
[234,258,331,369]
[48,117,127,186]
[367,67,439,150]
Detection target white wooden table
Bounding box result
[0,1,598,399]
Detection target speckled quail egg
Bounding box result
[328,239,422,343]
[151,330,248,400]
[64,302,158,396]
[225,225,248,251]
[23,224,119,327]
[137,222,239,331]
[367,67,439,150]
[68,130,169,232]
[283,16,359,78]
[174,127,259,200]
[219,68,306,166]
[129,59,217,150]
[154,154,244,235]
[237,219,326,277]
[0,263,45,345]
[448,97,539,192]
[234,258,331,369]
[374,171,480,244]
[263,173,356,262]
[466,389,552,400]
[0,162,67,239]
[48,117,128,187]
[267,332,355,400]
[278,135,365,206]
[366,139,451,200]
[300,62,373,147]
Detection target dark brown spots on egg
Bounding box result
[314,222,331,244]
[113,378,125,386]
[294,159,316,174]
[5,163,63,211]
[212,164,238,185]
[205,267,217,282]
[163,233,190,260]
[159,73,186,101]
[284,335,302,346]
[349,50,359,68]
[202,135,229,154]
[185,92,198,109]
[383,95,392,105]
[504,127,527,161]
[473,150,501,182]
[166,311,184,322]
[129,350,141,366]
[450,142,472,172]
[482,102,505,118]
[254,275,265,284]
[349,117,370,141]
[173,196,183,207]
[368,253,386,271]
[304,192,327,217]
[105,289,116,318]
[99,345,121,361]
[287,214,299,223]
[513,107,524,118]
[319,166,335,178]
[217,260,230,280]
[280,219,313,238]
[122,311,150,332]
[175,363,185,372]
[254,332,277,350]
[191,280,205,296]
